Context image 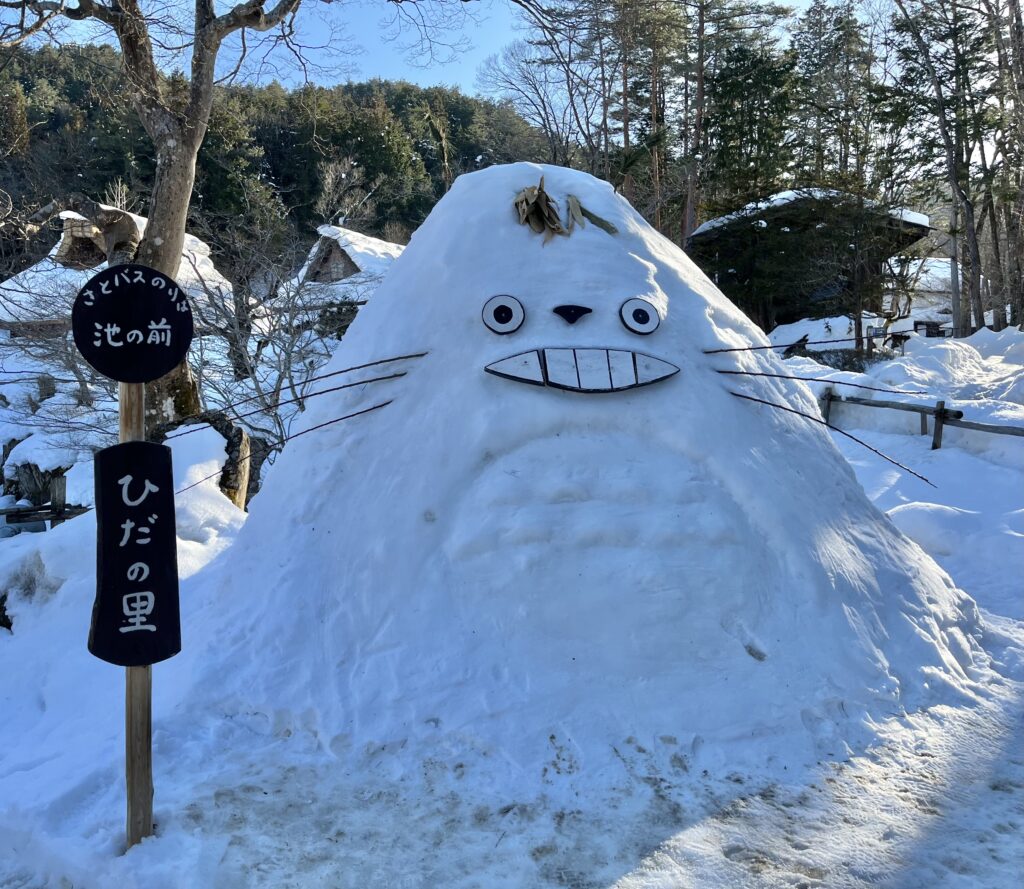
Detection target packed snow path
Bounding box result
[2,696,1020,888]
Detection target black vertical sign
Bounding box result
[88,441,181,667]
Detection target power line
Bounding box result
[729,390,936,488]
[716,369,928,396]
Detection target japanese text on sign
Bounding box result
[72,264,194,385]
[88,442,181,667]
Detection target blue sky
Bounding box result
[283,0,520,93]
[295,0,811,94]
[61,0,810,96]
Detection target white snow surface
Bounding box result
[0,164,1021,888]
[194,163,993,777]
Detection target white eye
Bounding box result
[483,294,525,334]
[620,298,660,335]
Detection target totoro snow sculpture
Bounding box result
[199,163,989,783]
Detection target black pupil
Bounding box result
[632,307,650,325]
[493,304,514,325]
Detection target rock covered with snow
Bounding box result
[182,163,991,789]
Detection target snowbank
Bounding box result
[0,163,1019,888]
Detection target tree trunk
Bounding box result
[136,134,204,430]
[949,207,964,336]
[621,54,634,204]
[597,19,611,181]
[1008,195,1024,325]
[963,214,985,331]
[651,49,662,231]
[681,1,706,245]
[984,184,1008,330]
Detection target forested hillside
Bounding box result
[478,0,1024,332]
[0,43,547,277]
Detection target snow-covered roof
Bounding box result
[691,189,930,238]
[275,226,404,319]
[0,209,232,325]
[313,225,404,280]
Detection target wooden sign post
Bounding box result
[122,380,151,847]
[73,264,193,849]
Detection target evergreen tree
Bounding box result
[790,0,874,186]
[702,42,796,212]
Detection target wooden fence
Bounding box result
[0,476,88,530]
[822,390,1024,450]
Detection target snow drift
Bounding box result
[182,163,992,788]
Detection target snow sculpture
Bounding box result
[202,163,989,782]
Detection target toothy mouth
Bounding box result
[485,348,679,393]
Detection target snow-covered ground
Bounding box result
[2,335,1020,889]
[1,166,1021,888]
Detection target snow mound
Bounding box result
[164,163,997,790]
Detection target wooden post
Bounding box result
[120,381,153,848]
[822,388,833,425]
[931,400,945,451]
[920,412,928,435]
[49,476,67,529]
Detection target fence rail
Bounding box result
[1,477,87,529]
[822,389,1024,450]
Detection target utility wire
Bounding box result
[705,331,917,354]
[173,400,394,496]
[205,351,427,418]
[716,370,927,396]
[729,390,936,488]
[164,372,406,440]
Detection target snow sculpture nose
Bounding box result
[552,304,593,325]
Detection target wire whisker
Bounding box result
[210,351,427,417]
[729,390,936,488]
[165,372,406,440]
[173,400,394,497]
[717,370,928,396]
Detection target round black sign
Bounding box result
[72,264,194,384]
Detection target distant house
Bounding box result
[277,225,404,339]
[300,225,404,288]
[0,208,232,338]
[687,189,931,331]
